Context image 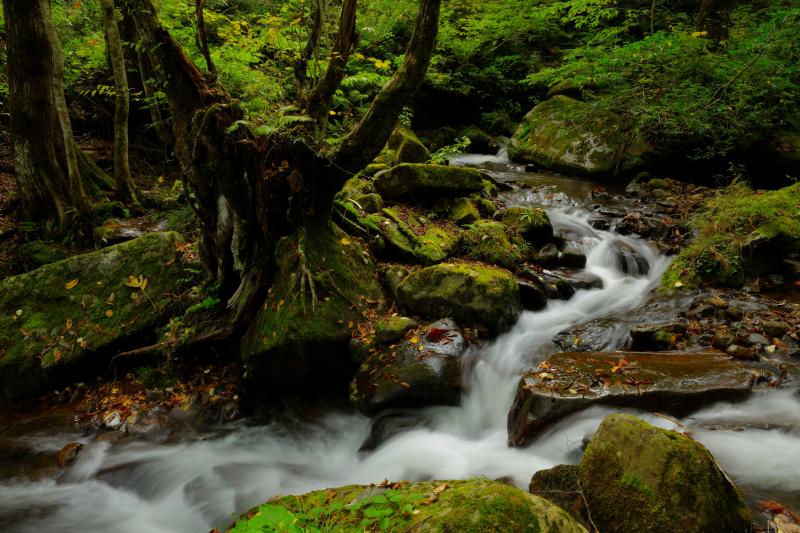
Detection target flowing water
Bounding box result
[2,157,799,532]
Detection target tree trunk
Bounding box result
[3,0,94,229]
[301,0,359,128]
[195,0,217,84]
[696,0,735,42]
[121,0,441,332]
[101,0,140,207]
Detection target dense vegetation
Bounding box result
[2,1,797,163]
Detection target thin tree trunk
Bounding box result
[328,0,441,190]
[294,0,324,87]
[195,0,217,84]
[136,48,174,147]
[46,0,92,219]
[302,0,359,128]
[101,0,139,206]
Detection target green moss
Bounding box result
[0,232,198,399]
[374,316,417,345]
[365,207,461,265]
[229,479,587,533]
[501,207,554,245]
[663,182,800,289]
[462,220,526,268]
[449,197,481,226]
[374,164,485,201]
[579,414,750,533]
[240,221,387,382]
[508,96,651,178]
[396,262,520,332]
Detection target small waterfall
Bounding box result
[2,168,799,532]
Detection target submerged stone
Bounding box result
[508,351,758,446]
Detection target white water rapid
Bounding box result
[2,164,799,533]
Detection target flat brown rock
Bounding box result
[507,351,759,447]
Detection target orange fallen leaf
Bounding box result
[53,350,62,362]
[761,500,785,514]
[65,279,79,290]
[105,310,114,318]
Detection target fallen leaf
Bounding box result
[53,350,62,362]
[65,279,79,290]
[105,310,114,318]
[410,336,420,344]
[761,500,785,514]
[66,318,73,330]
[340,237,351,246]
[432,483,448,495]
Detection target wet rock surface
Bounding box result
[508,351,764,446]
[580,414,751,533]
[350,319,469,415]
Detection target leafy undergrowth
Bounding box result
[663,181,800,289]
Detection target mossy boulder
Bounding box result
[240,221,387,390]
[458,125,498,155]
[374,164,485,202]
[366,207,460,265]
[449,197,481,226]
[500,207,554,245]
[386,125,431,165]
[508,96,651,178]
[529,464,589,528]
[580,414,750,533]
[508,351,757,447]
[229,479,587,533]
[396,262,520,332]
[350,318,467,415]
[462,220,526,268]
[0,232,197,399]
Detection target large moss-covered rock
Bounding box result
[508,96,651,178]
[462,220,526,268]
[386,125,431,165]
[396,262,520,332]
[229,479,587,533]
[240,221,387,390]
[580,414,750,533]
[500,207,554,245]
[0,232,196,399]
[366,207,461,265]
[508,351,758,446]
[350,318,467,415]
[375,163,485,201]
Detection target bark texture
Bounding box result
[120,0,441,332]
[3,0,96,227]
[696,0,735,42]
[101,0,139,206]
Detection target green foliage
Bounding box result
[428,136,472,164]
[663,181,800,289]
[230,488,426,532]
[528,4,800,160]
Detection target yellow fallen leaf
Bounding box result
[66,318,73,330]
[340,237,351,246]
[410,336,419,344]
[105,309,114,318]
[140,277,148,290]
[65,279,79,290]
[78,337,89,349]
